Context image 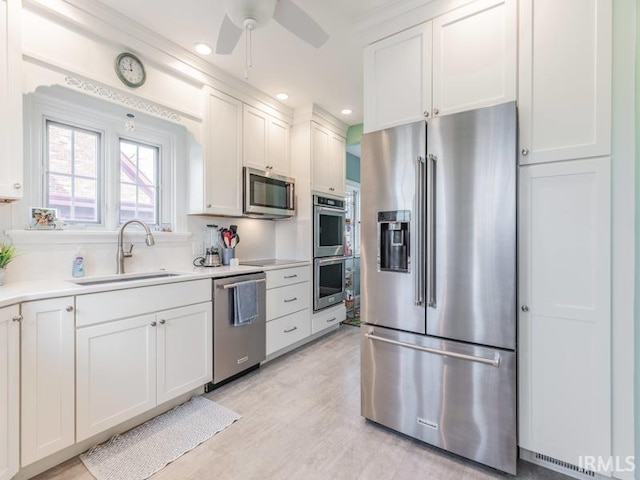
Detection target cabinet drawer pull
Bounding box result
[326,317,336,323]
[284,297,298,303]
[284,326,298,333]
[12,315,22,322]
[283,274,298,279]
[66,305,74,312]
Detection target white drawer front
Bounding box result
[76,279,211,327]
[266,282,310,321]
[312,305,346,335]
[266,309,310,355]
[266,266,310,289]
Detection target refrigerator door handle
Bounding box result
[365,332,501,367]
[415,156,426,306]
[427,154,437,308]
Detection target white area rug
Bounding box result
[80,396,241,480]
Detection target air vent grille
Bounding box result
[534,453,596,478]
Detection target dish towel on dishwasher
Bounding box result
[234,280,258,326]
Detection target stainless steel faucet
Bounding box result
[116,218,156,274]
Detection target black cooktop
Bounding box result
[239,259,308,267]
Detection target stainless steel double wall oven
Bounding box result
[313,194,346,311]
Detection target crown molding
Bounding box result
[23,0,293,120]
[293,104,349,137]
[355,0,475,46]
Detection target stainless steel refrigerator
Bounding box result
[360,102,517,474]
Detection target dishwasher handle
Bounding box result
[220,278,266,290]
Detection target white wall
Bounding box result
[0,5,280,283]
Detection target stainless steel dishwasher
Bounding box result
[207,272,266,390]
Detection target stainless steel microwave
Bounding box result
[243,167,295,218]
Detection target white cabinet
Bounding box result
[76,313,156,441]
[363,0,516,132]
[243,104,290,176]
[518,158,611,467]
[311,304,345,335]
[265,265,311,356]
[0,305,18,480]
[0,0,22,201]
[518,0,611,164]
[156,304,212,404]
[76,302,211,441]
[21,297,75,466]
[363,22,432,133]
[192,87,243,216]
[432,0,516,117]
[311,122,346,197]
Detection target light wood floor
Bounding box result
[36,326,569,480]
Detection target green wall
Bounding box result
[346,152,360,183]
[346,124,363,145]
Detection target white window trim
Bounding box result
[23,90,177,234]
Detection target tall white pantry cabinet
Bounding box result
[361,0,614,474]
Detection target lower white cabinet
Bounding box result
[76,302,212,442]
[0,305,19,480]
[21,297,75,466]
[518,157,611,468]
[266,309,311,356]
[311,304,345,335]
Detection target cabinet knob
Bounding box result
[13,182,22,190]
[329,187,335,192]
[521,305,529,312]
[66,305,74,312]
[521,148,529,156]
[206,203,212,208]
[423,111,429,118]
[159,319,166,325]
[433,108,439,116]
[151,321,157,327]
[12,315,22,322]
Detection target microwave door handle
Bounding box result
[287,182,294,210]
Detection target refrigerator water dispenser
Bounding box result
[378,210,410,272]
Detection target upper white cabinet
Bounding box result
[432,0,516,117]
[21,297,75,466]
[243,104,290,176]
[363,22,432,133]
[363,0,516,132]
[518,158,611,468]
[0,305,18,480]
[518,0,612,164]
[311,122,346,197]
[191,87,243,216]
[0,0,22,201]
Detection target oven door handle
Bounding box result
[315,206,346,214]
[316,257,346,265]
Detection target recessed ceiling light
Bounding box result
[341,109,353,115]
[276,92,289,100]
[194,43,212,55]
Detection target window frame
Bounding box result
[26,91,176,232]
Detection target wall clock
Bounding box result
[114,52,146,88]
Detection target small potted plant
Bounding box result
[0,244,16,286]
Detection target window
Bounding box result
[46,121,101,224]
[28,88,178,232]
[119,139,160,225]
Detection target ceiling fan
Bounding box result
[216,0,329,66]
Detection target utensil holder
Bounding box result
[221,247,235,266]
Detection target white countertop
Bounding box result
[0,261,311,308]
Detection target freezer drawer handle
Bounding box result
[365,332,501,367]
[221,278,266,289]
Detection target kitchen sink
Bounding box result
[70,272,187,286]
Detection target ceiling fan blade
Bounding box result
[273,0,329,48]
[216,14,243,54]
